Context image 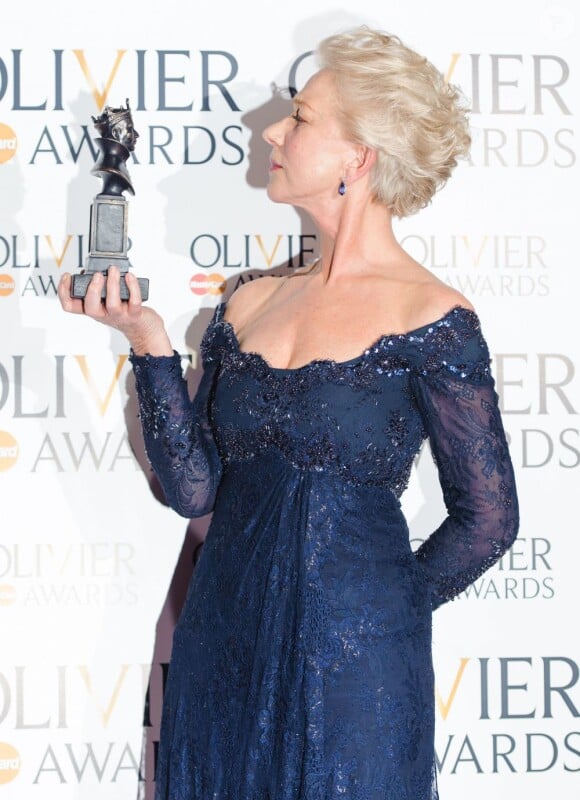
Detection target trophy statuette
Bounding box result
[70,99,149,301]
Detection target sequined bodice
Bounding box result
[205,303,490,496]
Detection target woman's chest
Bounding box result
[210,354,426,483]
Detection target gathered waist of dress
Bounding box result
[214,453,416,560]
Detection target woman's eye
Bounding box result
[291,110,304,124]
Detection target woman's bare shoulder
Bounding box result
[419,280,475,319]
[223,275,286,328]
[393,268,475,332]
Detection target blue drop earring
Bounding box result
[338,179,346,196]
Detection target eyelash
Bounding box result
[291,110,304,124]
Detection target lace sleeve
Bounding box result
[410,322,519,610]
[129,351,223,518]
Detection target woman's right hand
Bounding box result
[57,267,174,356]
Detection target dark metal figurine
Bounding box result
[70,98,149,301]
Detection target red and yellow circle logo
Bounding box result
[189,272,226,296]
[0,124,17,164]
[0,742,20,784]
[0,432,18,471]
[0,585,16,607]
[0,274,15,297]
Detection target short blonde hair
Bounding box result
[317,27,471,217]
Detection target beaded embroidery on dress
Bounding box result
[130,302,518,800]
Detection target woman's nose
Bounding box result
[262,117,286,146]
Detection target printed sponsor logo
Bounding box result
[0,49,575,167]
[189,272,226,295]
[0,431,18,471]
[435,656,580,775]
[0,273,15,296]
[0,123,17,164]
[400,234,551,298]
[0,543,138,607]
[0,742,20,784]
[0,584,16,606]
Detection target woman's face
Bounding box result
[262,69,356,211]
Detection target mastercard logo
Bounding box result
[189,272,226,296]
[0,585,16,606]
[0,123,17,164]
[0,274,15,297]
[0,431,18,471]
[0,742,20,784]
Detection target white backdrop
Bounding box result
[1,1,578,798]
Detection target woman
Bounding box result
[59,27,519,800]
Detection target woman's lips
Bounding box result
[269,160,282,171]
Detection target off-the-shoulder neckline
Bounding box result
[212,302,479,374]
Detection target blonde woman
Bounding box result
[59,27,518,800]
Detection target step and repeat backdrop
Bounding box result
[1,1,578,798]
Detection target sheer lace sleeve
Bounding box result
[129,348,223,518]
[409,313,519,610]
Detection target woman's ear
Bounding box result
[345,145,376,183]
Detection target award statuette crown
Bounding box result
[70,98,149,301]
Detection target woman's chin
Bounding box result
[265,183,289,204]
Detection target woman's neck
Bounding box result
[309,195,402,284]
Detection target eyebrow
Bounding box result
[292,96,315,112]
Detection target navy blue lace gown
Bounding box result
[130,302,519,800]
